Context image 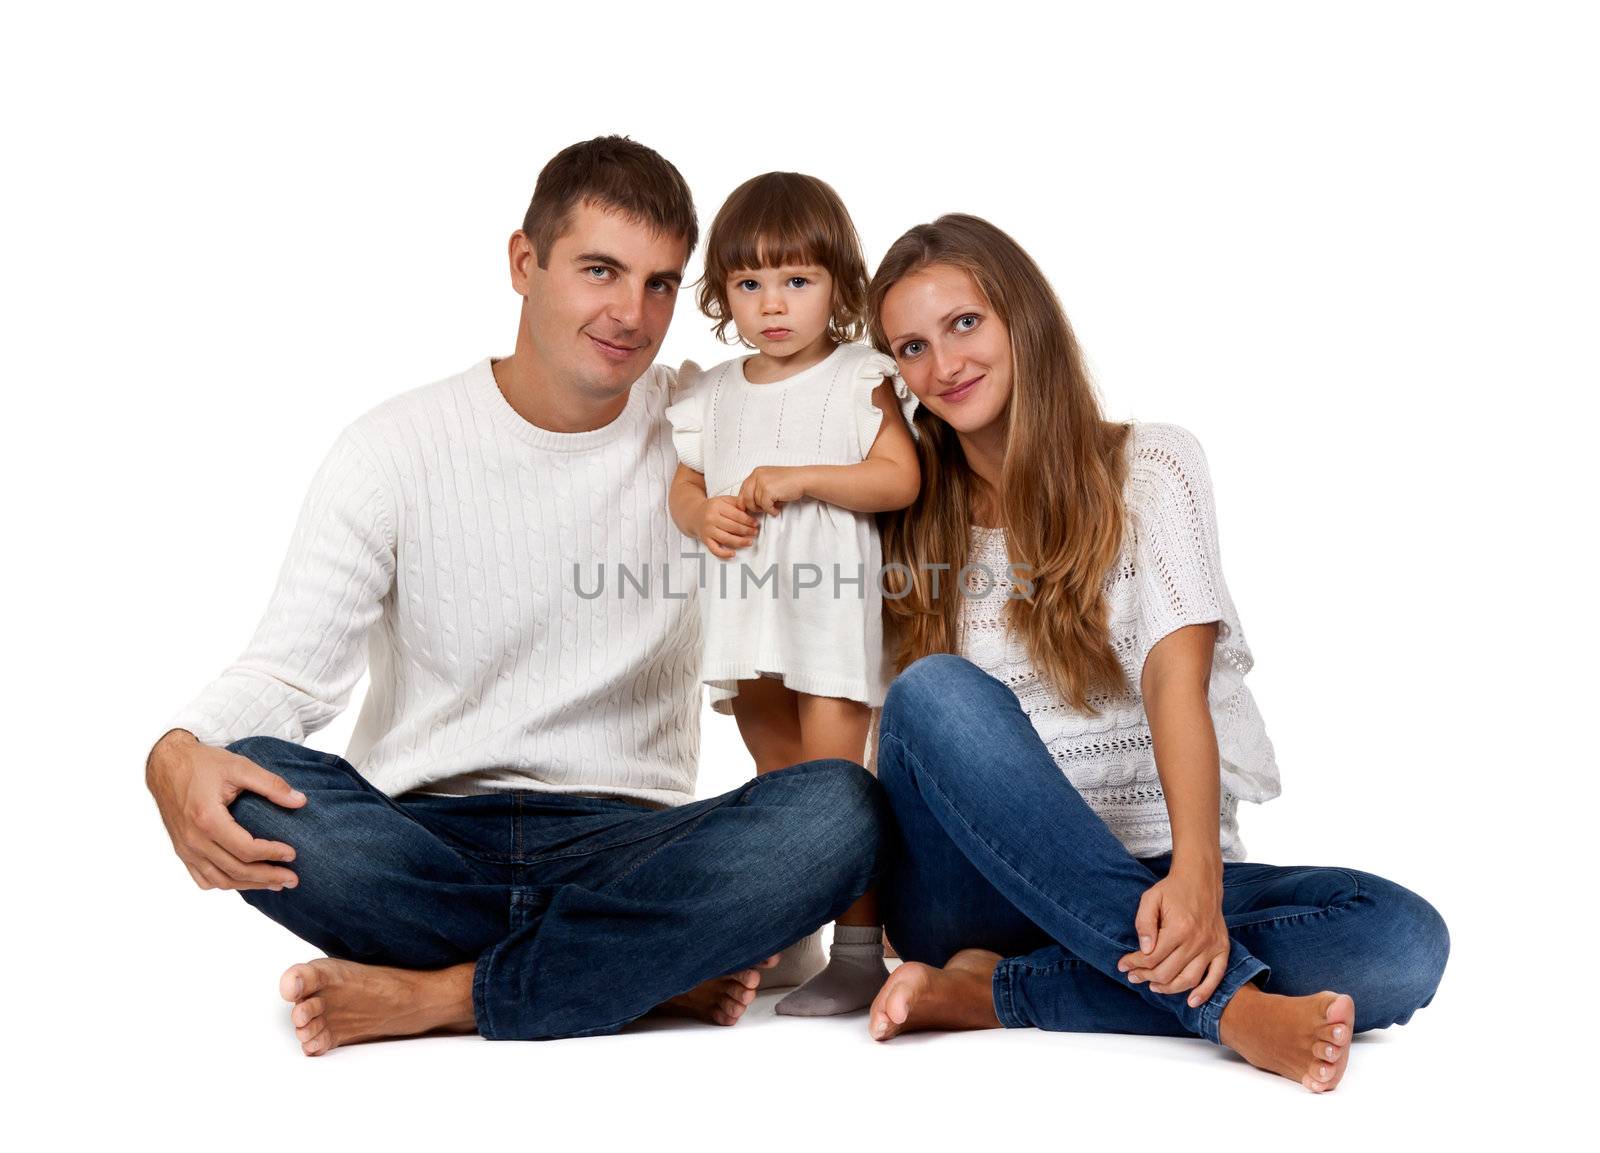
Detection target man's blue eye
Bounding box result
[588,267,611,279]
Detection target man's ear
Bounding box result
[508,230,538,296]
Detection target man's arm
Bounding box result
[147,426,396,890]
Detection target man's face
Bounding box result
[515,200,688,399]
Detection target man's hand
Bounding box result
[692,495,761,559]
[146,729,306,892]
[1116,864,1231,1007]
[737,466,808,517]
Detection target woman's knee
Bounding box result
[1353,873,1451,1029]
[883,654,995,726]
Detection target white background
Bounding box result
[5,1,1593,1146]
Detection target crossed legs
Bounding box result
[225,737,888,1051]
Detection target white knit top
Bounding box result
[874,422,1280,860]
[167,357,705,806]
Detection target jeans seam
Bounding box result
[1223,871,1364,932]
[1199,951,1270,1044]
[992,960,1019,1028]
[471,948,496,1039]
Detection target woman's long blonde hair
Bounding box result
[868,214,1132,712]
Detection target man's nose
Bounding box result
[609,286,645,330]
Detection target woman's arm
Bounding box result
[737,380,921,515]
[1115,621,1232,1006]
[1144,621,1223,874]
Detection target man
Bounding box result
[145,136,887,1052]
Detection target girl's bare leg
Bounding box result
[730,676,805,775]
[729,678,825,987]
[776,694,890,1016]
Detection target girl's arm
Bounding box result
[671,462,759,560]
[1115,621,1232,1007]
[737,380,921,515]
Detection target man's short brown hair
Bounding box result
[521,136,698,267]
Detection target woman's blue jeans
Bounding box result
[223,738,888,1041]
[877,654,1450,1042]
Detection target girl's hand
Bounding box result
[737,466,808,516]
[1116,864,1230,1007]
[694,496,760,559]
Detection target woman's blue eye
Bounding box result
[955,314,979,331]
[899,341,924,358]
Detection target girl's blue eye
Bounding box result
[738,279,759,292]
[788,276,808,289]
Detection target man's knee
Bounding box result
[771,759,892,896]
[224,738,358,838]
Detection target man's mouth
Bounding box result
[588,333,641,361]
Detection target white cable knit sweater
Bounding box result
[167,357,705,805]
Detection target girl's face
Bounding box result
[725,262,836,359]
[880,264,1013,438]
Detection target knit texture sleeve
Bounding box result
[854,348,920,456]
[168,426,397,747]
[664,359,708,472]
[1129,424,1230,676]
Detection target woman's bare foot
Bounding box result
[1218,983,1357,1093]
[651,955,780,1027]
[868,948,1003,1040]
[280,958,475,1057]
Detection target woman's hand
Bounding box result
[692,495,760,559]
[737,466,808,516]
[1116,863,1230,1007]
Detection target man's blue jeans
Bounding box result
[877,655,1450,1042]
[224,737,888,1040]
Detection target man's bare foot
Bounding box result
[868,948,1003,1041]
[651,955,780,1027]
[280,958,476,1057]
[1218,982,1357,1093]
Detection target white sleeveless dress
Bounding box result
[665,342,918,715]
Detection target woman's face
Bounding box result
[879,264,1013,438]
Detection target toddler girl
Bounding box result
[666,171,920,1016]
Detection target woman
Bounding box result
[864,215,1448,1092]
